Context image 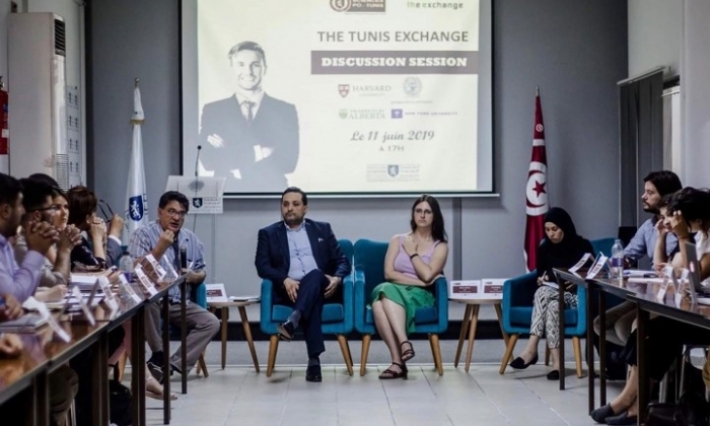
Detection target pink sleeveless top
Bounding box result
[393,235,439,279]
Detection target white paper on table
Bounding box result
[71,286,96,326]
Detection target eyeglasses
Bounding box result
[414,208,433,215]
[97,199,115,221]
[165,208,187,219]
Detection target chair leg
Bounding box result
[198,351,209,378]
[572,337,583,378]
[545,346,551,366]
[266,335,279,377]
[428,334,444,376]
[499,334,519,374]
[360,334,371,376]
[337,335,354,376]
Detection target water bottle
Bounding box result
[119,250,134,282]
[611,239,625,283]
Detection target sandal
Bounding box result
[400,341,415,362]
[378,362,408,380]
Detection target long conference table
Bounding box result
[0,273,188,426]
[554,267,710,426]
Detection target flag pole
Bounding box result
[536,86,540,96]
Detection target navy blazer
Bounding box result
[255,219,351,289]
[199,93,299,193]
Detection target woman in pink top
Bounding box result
[370,195,449,379]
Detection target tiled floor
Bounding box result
[145,362,621,426]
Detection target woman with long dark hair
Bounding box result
[369,195,449,379]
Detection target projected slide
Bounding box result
[182,0,493,196]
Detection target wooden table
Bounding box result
[450,297,508,372]
[207,300,260,372]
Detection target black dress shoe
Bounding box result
[306,365,322,382]
[546,370,560,380]
[278,321,295,341]
[605,412,636,425]
[510,353,538,370]
[590,404,616,423]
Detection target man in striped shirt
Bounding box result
[129,191,219,380]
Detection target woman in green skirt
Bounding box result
[370,195,448,379]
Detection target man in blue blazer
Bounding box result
[199,41,299,193]
[255,187,351,382]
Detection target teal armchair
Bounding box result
[259,239,355,376]
[353,239,448,376]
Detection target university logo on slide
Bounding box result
[387,165,399,177]
[391,109,403,119]
[403,77,422,97]
[338,84,350,97]
[330,0,351,12]
[192,198,203,209]
[129,195,144,222]
[339,109,349,119]
[330,0,385,12]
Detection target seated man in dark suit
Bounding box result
[199,41,299,193]
[255,187,351,382]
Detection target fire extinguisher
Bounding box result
[0,77,8,157]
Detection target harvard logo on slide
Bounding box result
[330,0,385,12]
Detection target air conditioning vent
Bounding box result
[54,19,66,56]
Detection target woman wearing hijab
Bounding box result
[509,207,593,380]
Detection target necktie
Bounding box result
[242,101,254,123]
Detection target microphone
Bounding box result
[179,245,187,270]
[189,145,204,192]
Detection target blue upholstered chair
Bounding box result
[353,239,448,376]
[259,239,355,377]
[498,238,613,377]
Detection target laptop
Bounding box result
[684,241,710,297]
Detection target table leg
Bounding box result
[464,305,481,372]
[239,306,260,373]
[221,307,228,369]
[587,283,595,413]
[637,304,650,426]
[161,295,171,424]
[598,289,607,406]
[181,280,187,395]
[34,370,49,426]
[493,303,510,346]
[129,306,146,426]
[91,332,108,426]
[454,305,473,368]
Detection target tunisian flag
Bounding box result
[524,92,549,272]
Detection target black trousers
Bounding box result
[623,317,710,381]
[274,269,341,358]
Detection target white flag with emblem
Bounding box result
[126,83,148,236]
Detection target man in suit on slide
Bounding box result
[199,41,299,193]
[255,187,351,382]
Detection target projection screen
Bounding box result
[181,0,493,197]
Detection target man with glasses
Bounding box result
[128,191,219,380]
[0,173,58,302]
[14,177,82,293]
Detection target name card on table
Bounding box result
[448,280,480,299]
[117,273,143,303]
[586,253,608,279]
[99,276,119,320]
[569,253,593,274]
[205,283,229,303]
[71,286,96,326]
[481,279,505,295]
[22,297,71,342]
[135,266,158,297]
[140,254,167,282]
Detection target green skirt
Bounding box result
[370,282,435,333]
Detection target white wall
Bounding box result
[681,0,710,187]
[628,0,682,77]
